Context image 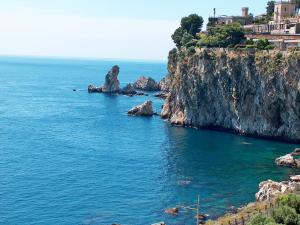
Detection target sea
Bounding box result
[0,56,298,225]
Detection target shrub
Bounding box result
[246,39,255,45]
[248,214,277,225]
[185,39,198,48]
[256,39,271,50]
[271,205,299,225]
[187,46,196,56]
[277,194,300,214]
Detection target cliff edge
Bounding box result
[161,48,300,142]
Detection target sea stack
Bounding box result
[102,65,120,93]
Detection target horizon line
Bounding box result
[0,53,168,63]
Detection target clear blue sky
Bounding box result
[0,0,268,60]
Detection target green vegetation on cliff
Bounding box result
[171,14,203,48]
[171,14,277,53]
[206,194,300,225]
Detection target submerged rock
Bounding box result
[133,76,159,91]
[102,65,120,93]
[119,83,137,96]
[88,85,102,93]
[255,177,300,202]
[164,207,179,215]
[128,101,154,116]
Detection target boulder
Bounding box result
[119,84,137,96]
[164,207,179,215]
[290,175,300,182]
[275,154,298,167]
[292,148,300,156]
[128,101,154,116]
[88,85,102,93]
[256,177,300,202]
[102,65,120,93]
[133,76,159,91]
[255,180,294,202]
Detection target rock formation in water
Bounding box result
[88,66,148,96]
[133,76,160,91]
[119,83,137,96]
[161,48,300,142]
[275,148,300,168]
[102,65,120,93]
[128,100,154,116]
[256,176,300,202]
[88,85,102,93]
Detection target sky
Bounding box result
[0,0,268,60]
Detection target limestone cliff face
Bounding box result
[161,48,300,142]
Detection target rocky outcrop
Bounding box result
[119,84,137,96]
[88,85,102,93]
[256,176,300,202]
[102,65,120,93]
[275,148,300,168]
[159,75,172,92]
[128,101,154,116]
[154,92,169,100]
[133,76,159,91]
[161,48,300,142]
[276,154,300,168]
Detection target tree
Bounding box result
[266,1,275,16]
[181,14,204,36]
[171,27,185,48]
[180,32,194,46]
[256,39,271,50]
[204,23,245,47]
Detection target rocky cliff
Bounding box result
[161,48,300,142]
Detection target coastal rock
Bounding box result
[256,180,293,202]
[128,101,154,116]
[102,65,120,93]
[133,76,159,91]
[290,175,300,182]
[275,154,298,167]
[292,148,300,156]
[154,92,169,100]
[164,207,179,215]
[119,84,137,96]
[159,75,172,92]
[161,48,300,142]
[88,85,102,93]
[255,177,300,202]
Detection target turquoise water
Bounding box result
[0,56,299,225]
